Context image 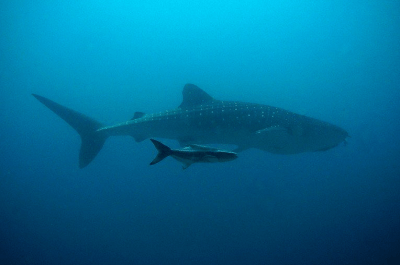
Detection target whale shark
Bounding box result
[33,84,348,168]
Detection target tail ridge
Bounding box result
[32,94,107,168]
[149,139,171,165]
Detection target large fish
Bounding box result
[149,139,238,169]
[33,84,348,168]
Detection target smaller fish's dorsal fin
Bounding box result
[131,112,146,120]
[179,84,214,108]
[188,144,219,151]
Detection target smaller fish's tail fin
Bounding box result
[32,94,108,168]
[149,139,172,165]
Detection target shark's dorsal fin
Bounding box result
[179,84,214,108]
[131,112,146,120]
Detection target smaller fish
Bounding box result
[149,139,238,169]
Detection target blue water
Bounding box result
[1,1,399,264]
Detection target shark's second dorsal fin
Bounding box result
[131,112,146,120]
[179,84,214,108]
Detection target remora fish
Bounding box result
[32,84,348,168]
[149,139,238,169]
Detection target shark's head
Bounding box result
[310,123,349,151]
[253,120,348,154]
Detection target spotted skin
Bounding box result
[100,85,348,155]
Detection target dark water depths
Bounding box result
[1,1,399,264]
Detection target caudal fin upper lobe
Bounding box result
[32,94,107,168]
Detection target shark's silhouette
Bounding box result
[33,84,348,168]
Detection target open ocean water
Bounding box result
[1,1,399,264]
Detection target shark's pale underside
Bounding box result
[33,84,348,168]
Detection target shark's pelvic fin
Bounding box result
[32,94,107,168]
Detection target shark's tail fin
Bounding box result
[149,139,172,165]
[32,94,108,168]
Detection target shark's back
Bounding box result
[175,97,347,154]
[103,84,348,154]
